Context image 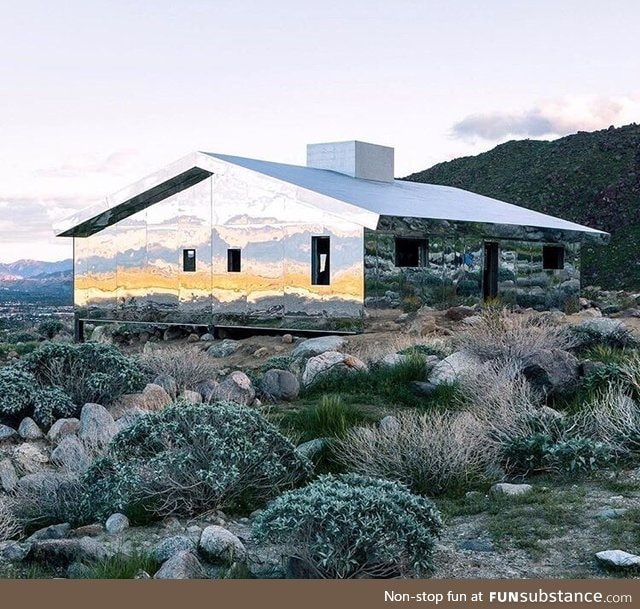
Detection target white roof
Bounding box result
[206,153,607,236]
[55,150,608,239]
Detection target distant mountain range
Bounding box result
[0,259,72,304]
[405,123,640,290]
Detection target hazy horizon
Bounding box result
[1,0,639,263]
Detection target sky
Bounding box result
[0,0,639,263]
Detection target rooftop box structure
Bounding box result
[55,141,608,338]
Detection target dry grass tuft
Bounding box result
[0,497,20,541]
[137,346,219,390]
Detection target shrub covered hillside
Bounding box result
[405,123,640,289]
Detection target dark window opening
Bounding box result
[227,248,241,272]
[543,245,565,270]
[395,237,427,267]
[183,249,196,272]
[312,236,330,285]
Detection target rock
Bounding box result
[180,389,202,404]
[78,403,116,449]
[141,383,172,411]
[410,381,438,396]
[134,569,152,579]
[459,539,496,552]
[187,333,200,343]
[491,483,533,497]
[153,374,178,399]
[521,349,580,397]
[253,347,269,358]
[260,369,300,402]
[282,333,293,344]
[90,325,112,343]
[1,541,27,562]
[207,339,241,358]
[595,550,640,568]
[27,523,72,543]
[69,524,104,538]
[47,418,80,445]
[302,351,367,386]
[580,359,607,378]
[596,508,628,520]
[429,351,480,385]
[195,379,219,403]
[445,305,476,321]
[214,371,255,405]
[154,550,206,579]
[576,308,602,318]
[16,471,76,496]
[295,438,326,460]
[0,459,19,492]
[0,424,18,444]
[379,415,400,433]
[381,353,409,367]
[12,443,48,475]
[67,562,93,578]
[51,436,91,474]
[18,417,43,440]
[105,513,129,535]
[291,335,347,359]
[199,525,246,564]
[27,538,109,567]
[114,407,147,433]
[462,315,482,326]
[163,327,183,341]
[200,333,215,342]
[151,536,196,563]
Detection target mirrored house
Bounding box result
[54,141,609,338]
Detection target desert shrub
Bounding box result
[337,410,494,496]
[398,343,448,359]
[0,366,36,419]
[459,307,572,363]
[82,401,312,521]
[10,474,86,531]
[260,355,294,373]
[37,318,64,339]
[581,345,634,366]
[570,319,638,351]
[137,346,219,390]
[575,385,640,457]
[252,473,443,578]
[31,386,77,427]
[20,342,144,406]
[579,362,626,395]
[0,497,20,542]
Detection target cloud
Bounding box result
[452,96,640,141]
[37,149,139,178]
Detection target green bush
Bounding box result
[37,319,64,339]
[20,342,144,406]
[77,551,160,579]
[82,401,312,521]
[0,366,36,418]
[260,355,294,373]
[32,387,77,427]
[570,319,638,351]
[253,473,443,578]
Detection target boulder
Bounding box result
[428,351,481,386]
[295,438,326,460]
[141,383,172,411]
[214,371,255,405]
[151,536,196,563]
[302,351,367,386]
[180,389,202,404]
[0,459,19,492]
[520,349,580,397]
[89,325,112,343]
[26,523,71,543]
[187,333,200,343]
[459,539,496,553]
[1,541,27,562]
[47,418,80,445]
[200,333,215,342]
[18,417,43,440]
[105,513,129,535]
[152,374,178,399]
[199,525,246,564]
[291,336,347,359]
[51,436,91,474]
[379,415,400,433]
[410,381,438,396]
[69,524,104,538]
[282,334,293,344]
[0,424,18,444]
[12,443,48,475]
[153,550,206,579]
[491,483,533,497]
[16,471,76,496]
[26,538,110,567]
[78,403,116,449]
[195,379,219,403]
[113,407,147,434]
[576,308,602,318]
[380,353,409,367]
[445,305,476,321]
[595,550,640,568]
[207,339,241,358]
[260,369,300,402]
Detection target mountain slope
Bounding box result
[0,259,72,280]
[405,123,640,289]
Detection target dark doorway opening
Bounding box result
[483,242,499,300]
